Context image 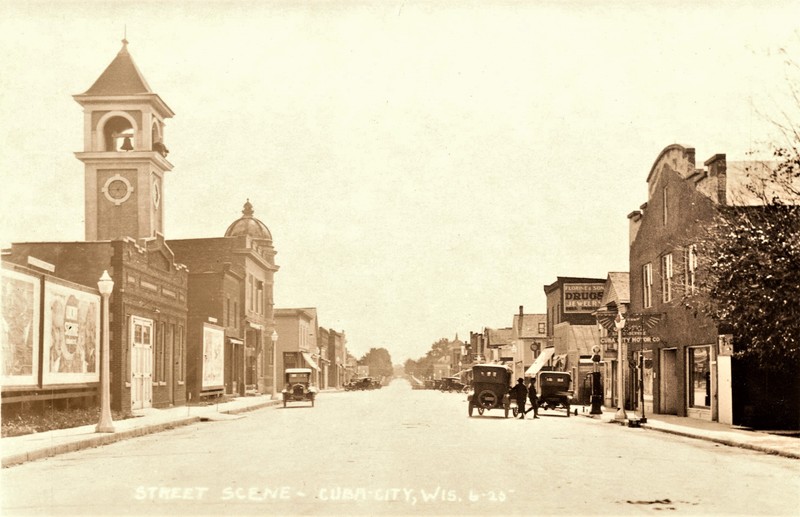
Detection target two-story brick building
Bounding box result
[168,200,279,399]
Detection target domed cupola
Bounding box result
[224,199,272,241]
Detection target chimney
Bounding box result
[704,154,727,205]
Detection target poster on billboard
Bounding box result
[42,279,101,385]
[202,323,225,389]
[563,283,604,313]
[1,267,41,387]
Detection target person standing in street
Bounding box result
[526,377,540,419]
[510,378,527,419]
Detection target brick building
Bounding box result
[4,237,188,411]
[627,145,740,422]
[168,200,279,398]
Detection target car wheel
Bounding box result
[283,399,287,408]
[468,404,474,417]
[512,407,519,417]
[504,405,509,418]
[311,398,315,407]
[477,407,485,416]
[565,403,570,417]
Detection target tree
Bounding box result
[693,204,800,370]
[358,347,393,379]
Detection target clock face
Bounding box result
[102,174,133,205]
[107,180,129,200]
[152,181,161,208]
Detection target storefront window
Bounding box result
[688,346,711,408]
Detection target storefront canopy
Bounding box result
[525,347,555,377]
[301,352,320,371]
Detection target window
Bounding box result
[684,245,697,295]
[662,186,668,225]
[688,346,711,408]
[642,263,653,308]
[661,253,673,303]
[538,322,545,334]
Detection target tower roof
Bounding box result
[82,39,153,96]
[224,200,273,241]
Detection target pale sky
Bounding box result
[0,1,797,363]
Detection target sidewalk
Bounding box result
[575,405,800,460]
[1,394,281,468]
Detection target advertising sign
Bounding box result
[1,267,41,386]
[202,323,225,389]
[563,283,604,313]
[42,279,100,384]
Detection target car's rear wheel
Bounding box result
[477,407,485,416]
[512,407,519,417]
[283,399,287,408]
[504,404,509,418]
[565,403,570,417]
[468,404,474,417]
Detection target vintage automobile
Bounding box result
[282,368,318,407]
[536,370,573,417]
[440,377,466,393]
[467,364,513,417]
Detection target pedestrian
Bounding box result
[526,377,540,419]
[510,378,527,419]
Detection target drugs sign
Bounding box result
[563,283,604,313]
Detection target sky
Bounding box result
[1,1,798,363]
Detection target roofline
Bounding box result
[73,93,175,119]
[646,144,692,183]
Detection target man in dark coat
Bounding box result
[509,378,527,419]
[526,377,540,419]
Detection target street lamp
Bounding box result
[96,270,115,433]
[614,305,627,422]
[270,330,278,400]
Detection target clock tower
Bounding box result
[74,39,174,241]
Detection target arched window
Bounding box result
[103,116,134,151]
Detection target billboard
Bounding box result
[42,279,101,384]
[1,268,41,386]
[202,323,224,389]
[563,283,604,313]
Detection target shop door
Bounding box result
[131,317,153,409]
[660,348,678,414]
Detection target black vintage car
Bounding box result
[440,377,466,393]
[536,370,573,417]
[467,364,513,417]
[282,368,317,407]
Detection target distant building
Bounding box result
[544,277,605,405]
[274,308,321,386]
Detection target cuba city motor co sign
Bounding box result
[563,283,604,313]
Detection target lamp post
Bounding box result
[614,305,627,421]
[96,270,115,433]
[271,330,278,400]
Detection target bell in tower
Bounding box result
[120,135,134,151]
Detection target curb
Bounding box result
[2,416,200,468]
[639,423,800,461]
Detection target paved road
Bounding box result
[2,380,799,515]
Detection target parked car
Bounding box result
[467,364,513,417]
[536,370,573,417]
[440,377,466,393]
[282,368,317,407]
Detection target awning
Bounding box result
[525,347,555,376]
[227,337,244,344]
[301,352,320,371]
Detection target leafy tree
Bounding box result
[358,347,393,379]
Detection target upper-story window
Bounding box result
[662,186,669,225]
[661,253,673,303]
[684,244,698,295]
[642,263,653,308]
[538,322,545,334]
